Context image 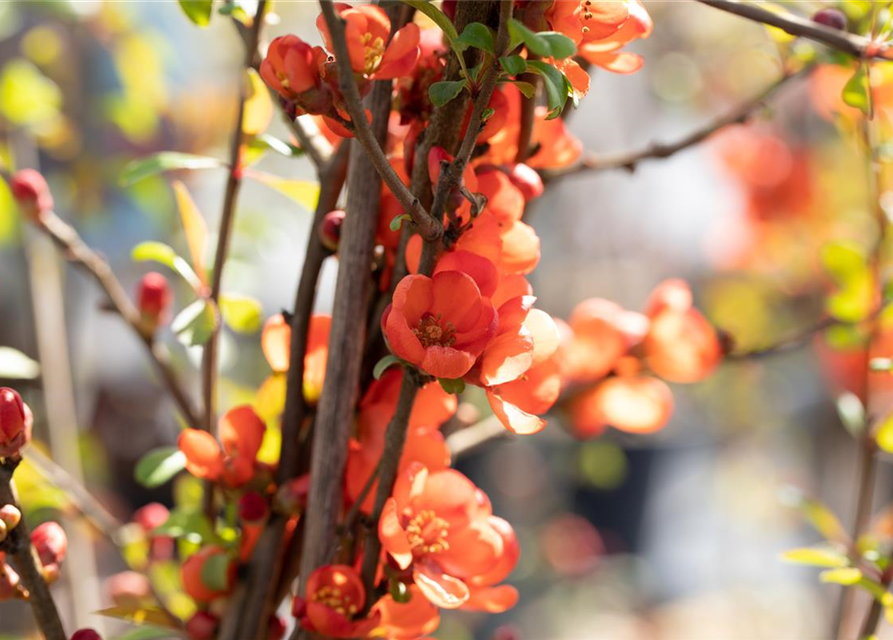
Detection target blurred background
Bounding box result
[0,1,884,639]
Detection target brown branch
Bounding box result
[218,142,351,640]
[696,0,893,59]
[447,415,508,458]
[515,60,539,164]
[0,459,66,640]
[724,316,838,360]
[317,1,440,244]
[544,64,813,180]
[33,211,200,428]
[201,0,268,432]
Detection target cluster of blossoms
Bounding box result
[2,2,725,640]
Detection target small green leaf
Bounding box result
[374,355,401,380]
[821,240,874,322]
[120,152,223,187]
[178,0,214,26]
[219,294,263,334]
[780,487,849,544]
[429,80,467,107]
[507,21,575,59]
[172,300,217,347]
[527,60,570,119]
[507,80,537,99]
[153,508,215,542]
[781,546,849,568]
[454,22,495,54]
[135,447,186,488]
[0,347,40,379]
[843,66,870,114]
[390,213,412,232]
[539,32,576,60]
[131,241,202,291]
[438,377,466,394]
[200,552,231,591]
[243,134,303,166]
[499,55,528,76]
[402,0,458,41]
[390,578,411,603]
[820,567,863,585]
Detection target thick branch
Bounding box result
[201,0,268,431]
[544,64,812,180]
[697,0,892,59]
[0,460,65,640]
[33,211,199,428]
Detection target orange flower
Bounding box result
[546,0,631,43]
[375,585,440,639]
[462,516,520,613]
[570,375,674,437]
[181,545,234,603]
[384,271,497,379]
[261,313,332,403]
[642,279,722,383]
[577,0,653,74]
[316,4,420,79]
[566,298,647,382]
[379,464,509,609]
[178,406,266,487]
[293,565,380,639]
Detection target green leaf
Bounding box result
[247,170,320,211]
[131,241,202,291]
[499,55,528,76]
[821,240,874,322]
[438,377,466,394]
[134,447,186,489]
[120,152,223,187]
[172,300,217,347]
[152,508,215,542]
[507,80,537,99]
[94,606,178,628]
[454,23,495,54]
[389,213,412,232]
[200,552,231,591]
[527,60,570,119]
[374,355,402,380]
[781,546,849,568]
[429,80,467,107]
[402,0,458,41]
[508,19,551,57]
[820,567,863,585]
[781,487,849,543]
[836,392,865,437]
[113,626,181,640]
[219,294,263,334]
[178,0,213,26]
[0,347,40,379]
[843,66,869,114]
[243,134,303,166]
[539,32,576,59]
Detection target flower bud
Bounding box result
[185,612,218,640]
[133,502,170,532]
[0,560,20,601]
[0,388,32,459]
[9,169,53,220]
[70,629,102,640]
[31,521,67,573]
[813,8,847,30]
[136,272,172,333]
[0,505,22,532]
[268,616,286,640]
[0,520,6,544]
[319,210,346,251]
[507,163,544,201]
[238,491,269,523]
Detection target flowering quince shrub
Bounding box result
[9,0,893,639]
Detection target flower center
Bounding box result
[405,509,450,556]
[414,314,457,348]
[581,0,594,33]
[311,585,358,616]
[361,33,386,75]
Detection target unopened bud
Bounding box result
[319,210,345,251]
[0,505,21,532]
[507,163,544,201]
[70,630,102,640]
[0,520,7,544]
[813,8,847,30]
[133,502,170,533]
[9,169,53,220]
[106,570,152,607]
[31,521,67,571]
[136,272,172,333]
[238,491,269,523]
[0,388,32,459]
[0,561,20,601]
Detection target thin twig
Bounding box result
[544,64,813,180]
[287,116,332,174]
[201,0,268,432]
[0,459,66,640]
[33,211,200,428]
[697,0,892,60]
[447,414,508,458]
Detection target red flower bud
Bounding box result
[136,272,172,333]
[70,631,102,640]
[0,520,6,544]
[0,505,20,532]
[238,491,269,523]
[133,502,170,532]
[9,169,53,219]
[507,163,544,201]
[185,611,219,640]
[0,388,32,458]
[31,521,67,572]
[0,559,20,601]
[268,616,286,640]
[319,210,346,251]
[813,8,847,30]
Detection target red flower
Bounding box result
[379,464,511,609]
[9,169,53,219]
[178,406,266,487]
[0,388,32,458]
[384,271,497,379]
[294,564,380,639]
[261,313,332,403]
[260,35,331,112]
